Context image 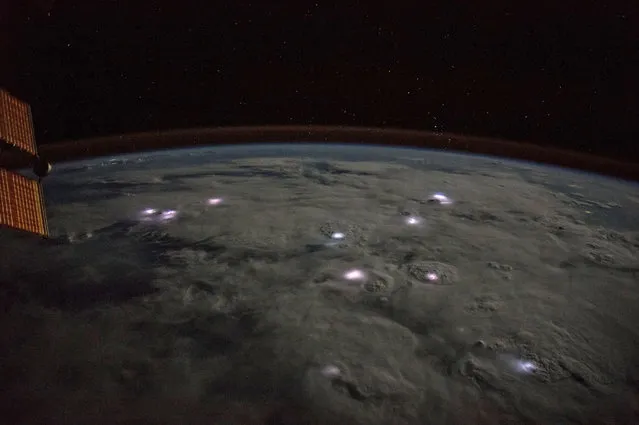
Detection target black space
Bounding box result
[2,1,638,161]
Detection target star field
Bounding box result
[2,1,638,161]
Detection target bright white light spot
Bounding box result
[498,354,537,375]
[344,269,366,281]
[161,210,178,220]
[207,197,223,205]
[406,216,421,225]
[138,208,179,223]
[320,364,341,378]
[430,192,453,205]
[515,360,536,373]
[426,272,439,281]
[331,232,345,240]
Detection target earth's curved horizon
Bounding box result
[2,125,638,181]
[1,142,638,424]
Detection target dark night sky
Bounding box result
[2,1,638,161]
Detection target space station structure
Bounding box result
[0,88,51,237]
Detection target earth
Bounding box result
[1,143,639,424]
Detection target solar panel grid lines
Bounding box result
[0,88,48,237]
[0,89,37,156]
[0,168,48,237]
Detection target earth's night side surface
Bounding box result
[1,143,639,425]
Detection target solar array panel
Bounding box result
[0,168,48,237]
[0,89,37,156]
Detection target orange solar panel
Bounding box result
[0,89,37,156]
[0,168,48,237]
